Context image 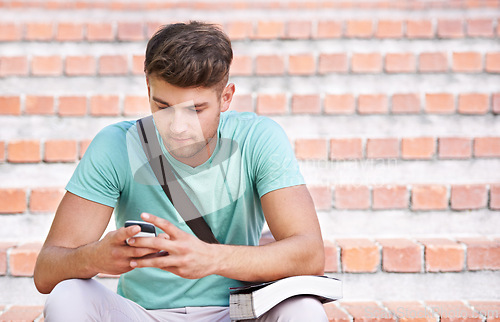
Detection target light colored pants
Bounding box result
[44,279,328,321]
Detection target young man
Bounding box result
[34,21,327,321]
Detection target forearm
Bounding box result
[213,234,325,282]
[34,243,99,294]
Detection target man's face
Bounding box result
[147,75,233,167]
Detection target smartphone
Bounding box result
[125,220,157,238]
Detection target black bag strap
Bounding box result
[136,115,219,244]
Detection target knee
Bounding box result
[262,296,328,321]
[44,279,104,320]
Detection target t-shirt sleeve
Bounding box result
[249,117,305,198]
[65,124,129,208]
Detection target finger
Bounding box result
[141,213,184,239]
[116,225,141,243]
[130,253,178,269]
[128,235,177,253]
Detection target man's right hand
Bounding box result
[90,225,160,276]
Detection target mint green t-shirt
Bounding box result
[65,111,305,309]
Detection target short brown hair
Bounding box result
[144,21,233,95]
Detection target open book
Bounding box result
[229,275,342,320]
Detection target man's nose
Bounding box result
[169,109,190,134]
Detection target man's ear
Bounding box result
[220,83,235,113]
[146,76,151,99]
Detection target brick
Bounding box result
[9,243,42,276]
[10,139,40,164]
[99,55,128,75]
[291,94,320,114]
[295,139,328,160]
[474,137,500,157]
[411,185,448,210]
[286,21,312,39]
[79,140,92,159]
[323,302,350,322]
[0,189,26,213]
[486,52,500,73]
[58,96,87,116]
[117,22,144,41]
[346,20,373,38]
[254,21,284,39]
[0,242,16,275]
[225,21,253,40]
[469,301,500,321]
[256,94,287,115]
[376,20,403,38]
[392,93,421,114]
[230,55,252,76]
[308,185,332,210]
[230,94,253,113]
[25,95,54,115]
[0,23,22,41]
[493,93,500,114]
[401,137,435,160]
[366,138,399,159]
[373,185,408,209]
[492,185,500,210]
[451,184,487,210]
[330,138,363,160]
[341,302,395,321]
[255,55,285,75]
[426,301,481,322]
[378,239,421,272]
[315,21,342,38]
[124,96,149,116]
[452,52,482,72]
[467,19,494,37]
[324,94,355,114]
[383,301,437,322]
[358,94,388,114]
[406,20,434,38]
[318,53,348,74]
[31,55,62,76]
[146,22,163,39]
[457,238,500,270]
[352,53,382,73]
[65,55,96,76]
[288,54,315,75]
[44,139,77,163]
[29,188,65,212]
[0,56,28,76]
[458,93,489,114]
[90,95,120,116]
[419,239,465,272]
[425,93,455,113]
[385,53,415,73]
[438,137,472,159]
[419,52,448,72]
[56,22,83,41]
[336,239,379,272]
[0,96,21,115]
[335,185,370,210]
[132,54,145,75]
[437,19,464,38]
[0,305,44,321]
[86,23,114,41]
[323,241,338,273]
[25,22,54,40]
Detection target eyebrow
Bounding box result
[152,96,209,108]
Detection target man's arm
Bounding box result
[129,184,325,282]
[34,192,154,294]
